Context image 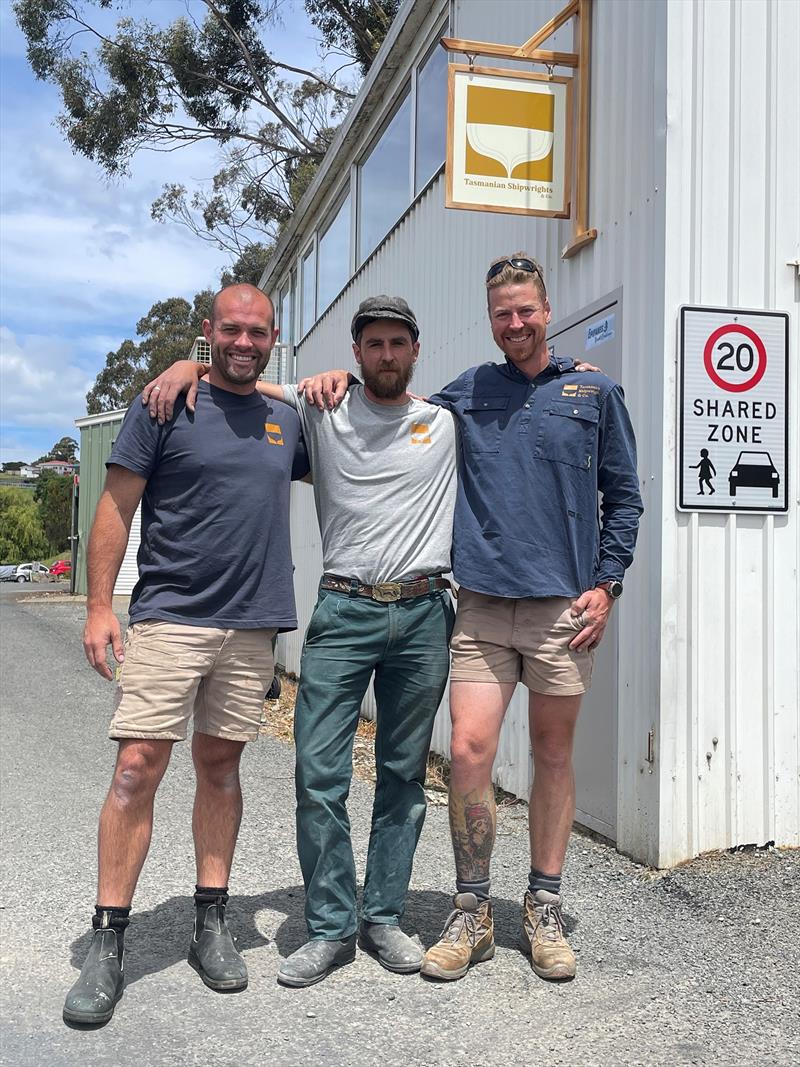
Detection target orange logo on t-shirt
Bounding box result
[265,422,284,445]
[411,422,431,445]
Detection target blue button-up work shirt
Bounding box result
[430,356,643,599]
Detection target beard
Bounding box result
[210,342,270,386]
[361,360,415,399]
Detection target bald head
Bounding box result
[203,283,278,394]
[210,283,275,326]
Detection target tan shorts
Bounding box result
[109,620,277,742]
[449,589,594,695]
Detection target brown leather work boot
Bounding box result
[420,893,494,981]
[521,889,576,980]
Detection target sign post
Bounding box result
[678,306,789,513]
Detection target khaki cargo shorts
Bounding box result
[449,588,594,695]
[110,620,277,742]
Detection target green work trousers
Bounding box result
[294,584,455,940]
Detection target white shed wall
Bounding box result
[658,0,800,865]
[273,0,798,865]
[280,0,669,859]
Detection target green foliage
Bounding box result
[305,0,401,76]
[33,471,73,552]
[86,290,214,412]
[13,0,399,252]
[220,242,273,286]
[48,436,79,462]
[0,488,49,562]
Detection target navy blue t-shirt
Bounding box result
[107,380,309,630]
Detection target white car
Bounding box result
[0,561,50,583]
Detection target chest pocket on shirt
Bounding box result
[459,396,510,454]
[535,400,600,470]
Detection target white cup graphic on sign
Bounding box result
[466,123,553,179]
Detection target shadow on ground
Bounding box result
[68,886,579,984]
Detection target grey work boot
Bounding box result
[277,935,357,988]
[358,922,423,973]
[188,897,248,992]
[63,915,125,1026]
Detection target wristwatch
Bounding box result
[597,580,623,599]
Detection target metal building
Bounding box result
[73,409,140,595]
[260,0,799,866]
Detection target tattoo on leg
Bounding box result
[449,787,496,882]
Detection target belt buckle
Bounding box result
[372,582,402,602]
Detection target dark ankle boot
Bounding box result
[188,892,247,992]
[63,910,126,1026]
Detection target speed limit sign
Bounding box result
[679,306,789,513]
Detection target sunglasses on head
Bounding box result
[485,258,545,287]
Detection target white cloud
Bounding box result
[0,327,95,458]
[0,0,338,464]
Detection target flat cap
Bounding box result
[350,295,419,342]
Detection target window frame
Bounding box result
[355,86,413,265]
[316,182,352,315]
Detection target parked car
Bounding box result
[0,561,50,583]
[49,560,71,577]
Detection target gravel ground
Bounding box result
[1,585,798,1067]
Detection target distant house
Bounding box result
[37,460,77,476]
[20,465,39,479]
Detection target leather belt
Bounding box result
[321,574,451,603]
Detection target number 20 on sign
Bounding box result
[679,306,789,514]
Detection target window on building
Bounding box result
[358,92,412,262]
[317,191,351,313]
[414,42,448,193]
[300,243,316,337]
[279,280,293,346]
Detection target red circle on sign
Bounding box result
[703,323,767,392]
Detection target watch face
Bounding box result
[609,581,623,599]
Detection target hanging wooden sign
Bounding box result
[446,65,573,218]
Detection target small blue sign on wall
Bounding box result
[585,313,615,350]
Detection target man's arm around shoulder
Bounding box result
[83,465,147,680]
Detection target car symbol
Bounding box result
[728,451,780,498]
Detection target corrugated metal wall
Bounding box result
[279,0,668,859]
[75,414,124,595]
[275,0,799,864]
[658,0,800,864]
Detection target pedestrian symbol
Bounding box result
[689,449,716,495]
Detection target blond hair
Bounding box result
[485,252,546,304]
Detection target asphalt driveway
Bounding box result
[1,584,798,1066]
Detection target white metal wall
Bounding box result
[279,0,668,859]
[658,0,800,865]
[274,0,799,865]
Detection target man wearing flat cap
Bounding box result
[145,295,458,986]
[274,296,458,985]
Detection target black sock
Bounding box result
[529,868,562,897]
[194,885,229,906]
[93,905,130,953]
[455,878,491,904]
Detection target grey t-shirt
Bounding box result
[281,384,457,584]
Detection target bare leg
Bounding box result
[448,681,516,881]
[97,739,174,906]
[191,732,245,886]
[527,692,582,874]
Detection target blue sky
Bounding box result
[0,0,327,464]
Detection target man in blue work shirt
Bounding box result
[420,254,642,983]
